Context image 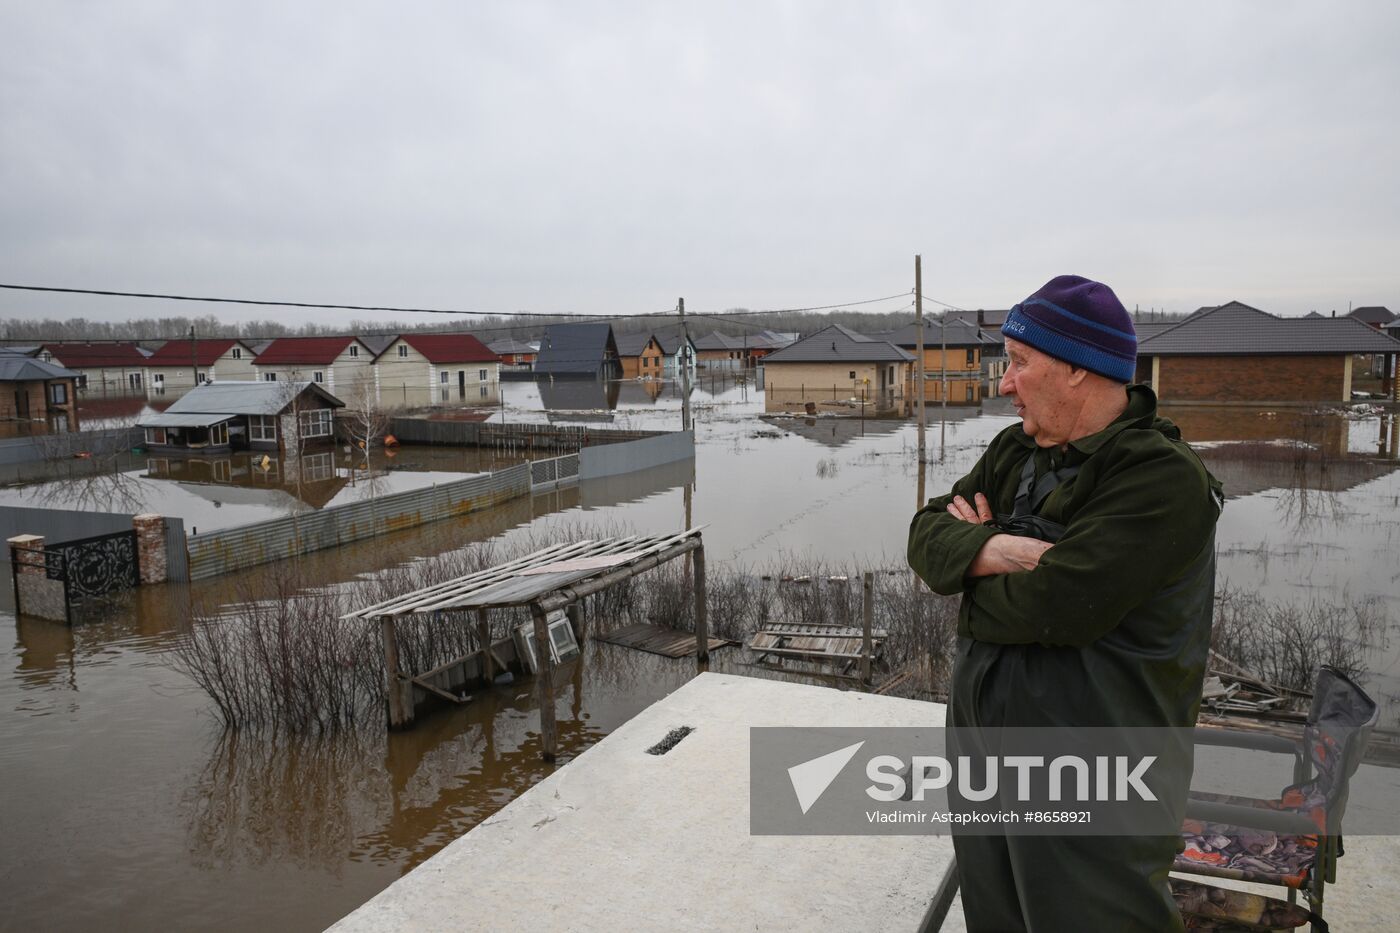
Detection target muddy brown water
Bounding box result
[3,381,1399,931]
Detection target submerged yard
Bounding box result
[2,375,1398,931]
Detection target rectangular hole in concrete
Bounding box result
[646,726,694,755]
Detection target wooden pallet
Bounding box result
[594,622,735,658]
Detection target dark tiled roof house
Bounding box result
[1134,301,1400,403]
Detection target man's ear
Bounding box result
[1066,366,1089,388]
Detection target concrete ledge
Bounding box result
[329,673,955,932]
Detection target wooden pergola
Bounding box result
[343,528,708,758]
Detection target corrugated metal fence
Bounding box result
[386,418,661,452]
[186,463,532,581]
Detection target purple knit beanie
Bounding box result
[1001,275,1137,383]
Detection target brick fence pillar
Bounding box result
[7,534,46,576]
[132,514,168,585]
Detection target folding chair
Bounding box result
[1173,666,1379,932]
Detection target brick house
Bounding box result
[1134,301,1400,403]
[0,354,80,432]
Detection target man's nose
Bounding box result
[999,368,1014,396]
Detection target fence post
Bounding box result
[132,514,167,584]
[861,572,873,686]
[693,542,709,663]
[530,602,558,761]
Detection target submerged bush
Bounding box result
[1210,584,1389,693]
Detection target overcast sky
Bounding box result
[2,1,1397,330]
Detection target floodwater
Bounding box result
[0,445,530,534]
[2,374,1399,931]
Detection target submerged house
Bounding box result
[373,333,501,408]
[137,381,345,456]
[0,354,80,431]
[1134,301,1400,403]
[487,337,538,371]
[534,323,621,380]
[872,319,995,403]
[759,325,913,413]
[143,338,259,395]
[39,342,150,396]
[616,332,666,379]
[253,336,374,397]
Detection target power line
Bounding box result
[0,282,653,319]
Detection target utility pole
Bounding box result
[679,297,692,433]
[915,255,926,463]
[190,325,198,388]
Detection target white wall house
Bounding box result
[373,333,501,409]
[253,336,375,399]
[39,343,150,396]
[144,338,259,396]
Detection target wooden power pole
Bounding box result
[915,256,926,463]
[679,297,692,433]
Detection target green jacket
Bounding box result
[907,384,1222,730]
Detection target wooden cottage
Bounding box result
[138,381,345,456]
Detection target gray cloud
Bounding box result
[2,0,1397,327]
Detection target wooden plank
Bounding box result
[694,543,708,663]
[410,675,470,705]
[594,622,734,658]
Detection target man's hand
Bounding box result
[945,492,1052,577]
[968,534,1053,577]
[945,493,995,526]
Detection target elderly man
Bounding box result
[908,275,1222,931]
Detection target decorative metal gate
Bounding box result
[45,530,140,619]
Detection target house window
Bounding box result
[478,369,487,381]
[440,371,449,383]
[250,415,277,442]
[349,345,359,357]
[299,408,333,437]
[966,349,975,367]
[232,348,242,360]
[301,452,333,482]
[312,371,325,383]
[197,372,208,385]
[42,351,53,362]
[146,427,167,445]
[210,422,229,446]
[153,373,165,386]
[128,372,143,388]
[479,384,488,398]
[440,388,449,401]
[264,372,278,382]
[398,345,408,357]
[76,374,88,390]
[50,383,67,405]
[966,384,976,401]
[212,459,231,483]
[849,371,856,379]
